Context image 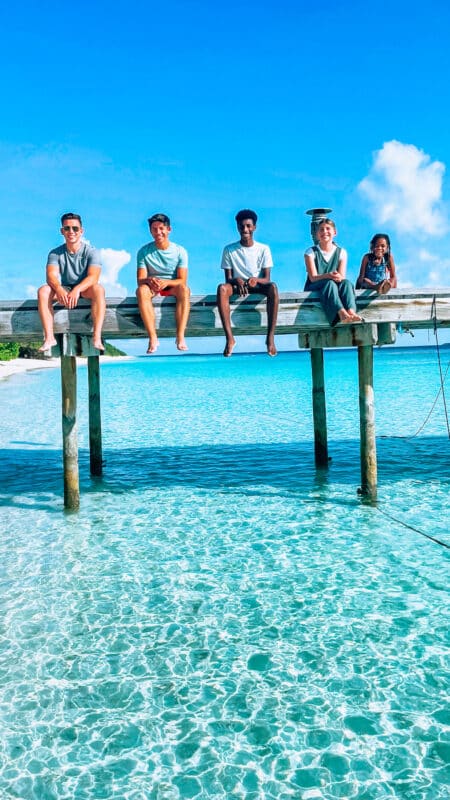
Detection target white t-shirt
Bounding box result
[221,240,273,279]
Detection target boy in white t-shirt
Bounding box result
[217,209,279,357]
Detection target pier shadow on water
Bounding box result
[0,436,448,508]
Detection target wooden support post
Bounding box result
[310,347,328,466]
[358,344,377,503]
[88,355,103,476]
[60,354,79,509]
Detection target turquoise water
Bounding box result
[0,348,449,799]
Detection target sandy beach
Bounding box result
[0,356,134,381]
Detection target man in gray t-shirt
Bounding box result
[37,213,106,352]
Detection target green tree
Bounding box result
[0,342,20,360]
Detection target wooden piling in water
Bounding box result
[310,347,328,466]
[88,355,102,476]
[358,344,377,503]
[60,353,79,510]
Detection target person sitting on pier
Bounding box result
[136,213,190,354]
[356,233,397,294]
[38,213,106,352]
[304,218,362,325]
[217,209,279,357]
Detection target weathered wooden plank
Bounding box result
[299,322,397,349]
[300,323,377,349]
[1,289,450,342]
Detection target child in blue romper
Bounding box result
[357,233,397,294]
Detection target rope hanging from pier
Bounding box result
[381,301,450,440]
[376,505,450,551]
[431,294,450,438]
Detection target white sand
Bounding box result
[0,356,134,381]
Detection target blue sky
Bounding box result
[1,0,450,352]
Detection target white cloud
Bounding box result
[418,248,437,262]
[359,140,447,237]
[100,248,131,297]
[425,260,450,286]
[396,250,450,288]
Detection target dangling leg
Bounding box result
[339,279,362,322]
[171,284,190,351]
[37,284,57,351]
[82,284,106,351]
[217,283,236,356]
[136,285,159,353]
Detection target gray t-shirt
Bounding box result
[47,243,101,286]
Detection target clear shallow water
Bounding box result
[0,349,449,799]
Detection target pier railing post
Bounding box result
[60,353,80,509]
[310,347,328,466]
[88,355,103,476]
[358,344,377,503]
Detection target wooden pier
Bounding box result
[1,288,450,509]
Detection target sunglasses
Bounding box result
[63,225,80,232]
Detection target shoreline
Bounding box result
[0,356,134,382]
[1,341,446,381]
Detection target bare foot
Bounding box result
[176,339,189,352]
[146,339,159,354]
[93,339,105,352]
[266,340,277,357]
[38,338,57,352]
[347,310,363,322]
[224,338,236,357]
[378,280,391,295]
[338,309,353,324]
